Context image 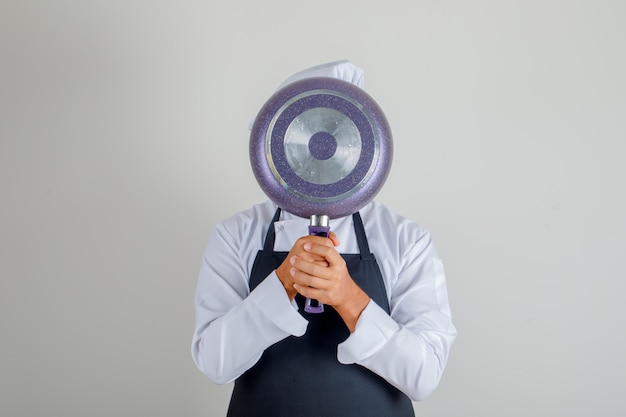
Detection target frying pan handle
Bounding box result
[304,215,330,314]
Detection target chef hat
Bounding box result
[275,59,364,90]
[249,60,364,130]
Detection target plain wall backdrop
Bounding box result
[1,1,625,416]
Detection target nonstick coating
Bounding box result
[250,77,393,219]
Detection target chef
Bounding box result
[191,60,456,417]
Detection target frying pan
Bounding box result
[249,76,393,312]
[250,77,393,220]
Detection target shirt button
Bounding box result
[277,225,284,231]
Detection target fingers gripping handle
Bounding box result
[305,215,330,314]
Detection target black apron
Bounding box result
[227,208,414,417]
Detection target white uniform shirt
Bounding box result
[191,200,456,401]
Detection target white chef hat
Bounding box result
[275,59,364,90]
[249,60,364,130]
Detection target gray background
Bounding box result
[1,1,625,416]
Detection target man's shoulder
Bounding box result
[217,200,277,234]
[365,201,429,238]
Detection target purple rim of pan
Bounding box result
[249,77,393,219]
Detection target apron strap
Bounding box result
[352,212,372,260]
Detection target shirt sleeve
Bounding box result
[191,221,308,384]
[337,229,457,401]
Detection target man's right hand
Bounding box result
[275,233,338,300]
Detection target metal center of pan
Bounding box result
[284,107,361,185]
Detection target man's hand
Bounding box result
[289,237,370,332]
[275,234,336,301]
